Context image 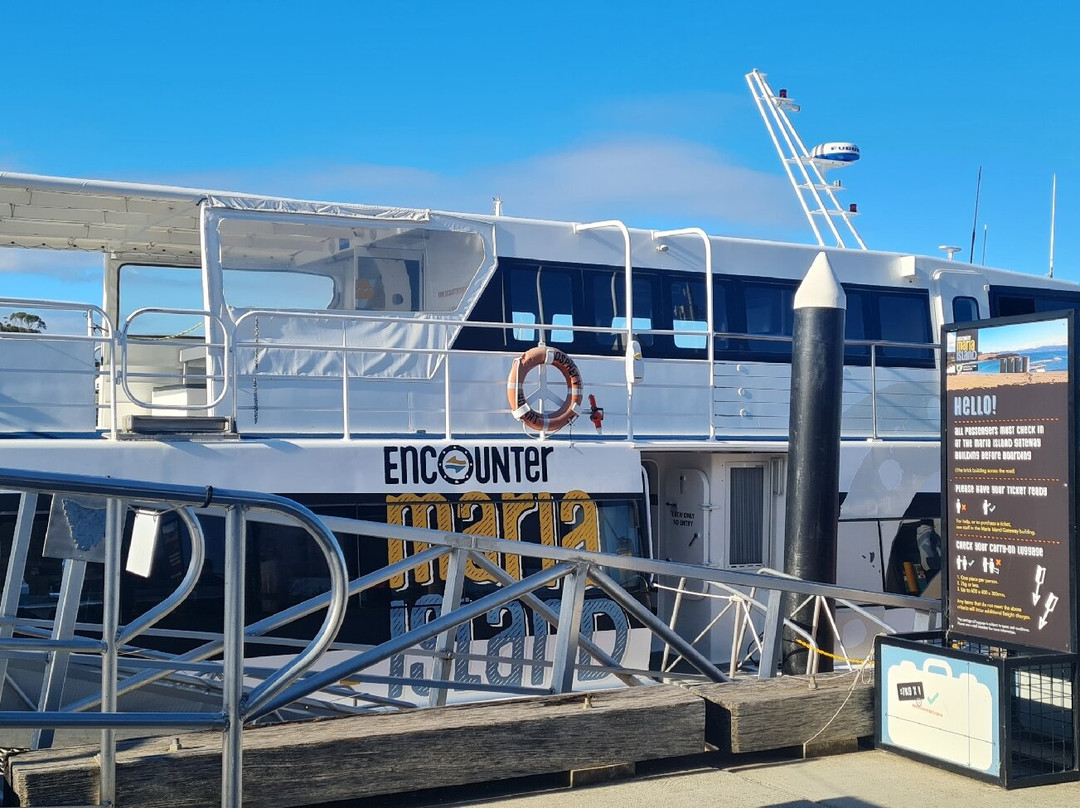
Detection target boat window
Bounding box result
[118,264,205,337]
[993,293,1037,317]
[671,277,707,349]
[952,296,980,323]
[877,292,933,361]
[213,214,487,315]
[221,269,335,311]
[743,281,796,355]
[508,265,575,345]
[456,261,938,369]
[843,288,870,360]
[989,285,1080,318]
[884,518,942,595]
[592,272,656,352]
[595,497,649,593]
[590,271,619,351]
[711,281,730,351]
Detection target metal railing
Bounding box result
[0,467,349,808]
[0,292,940,442]
[0,466,943,805]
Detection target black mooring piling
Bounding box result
[781,252,846,675]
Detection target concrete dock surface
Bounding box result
[375,748,1080,808]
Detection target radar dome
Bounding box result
[811,142,860,163]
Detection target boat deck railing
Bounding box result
[0,297,939,441]
[0,466,940,806]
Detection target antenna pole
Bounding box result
[745,69,867,250]
[969,166,982,264]
[1049,174,1057,278]
[981,224,988,265]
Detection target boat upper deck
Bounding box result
[0,171,1075,446]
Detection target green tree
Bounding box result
[0,312,47,333]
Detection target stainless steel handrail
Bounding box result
[0,467,349,808]
[120,307,232,411]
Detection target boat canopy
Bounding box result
[0,171,434,262]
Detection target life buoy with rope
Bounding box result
[506,346,584,433]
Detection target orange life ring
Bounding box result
[506,346,584,433]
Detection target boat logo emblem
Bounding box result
[438,445,474,484]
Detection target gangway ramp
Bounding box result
[0,467,935,807]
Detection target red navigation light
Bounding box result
[849,203,858,213]
[778,89,788,98]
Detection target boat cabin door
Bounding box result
[650,456,778,664]
[652,467,711,659]
[659,469,709,566]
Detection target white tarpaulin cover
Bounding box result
[203,205,496,381]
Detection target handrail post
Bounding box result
[661,575,688,673]
[444,330,453,439]
[32,557,88,749]
[870,343,879,439]
[549,564,587,693]
[222,505,246,808]
[99,496,124,807]
[653,229,715,438]
[341,322,351,440]
[574,220,634,438]
[428,548,467,707]
[0,492,37,698]
[104,321,119,441]
[758,587,785,680]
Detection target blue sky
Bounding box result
[976,319,1069,353]
[2,2,1078,302]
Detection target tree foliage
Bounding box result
[0,312,47,333]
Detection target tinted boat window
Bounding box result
[743,282,795,355]
[878,292,932,361]
[455,261,938,369]
[842,288,869,360]
[671,277,707,349]
[711,281,729,351]
[989,285,1080,319]
[591,271,655,352]
[508,265,575,345]
[841,284,933,366]
[952,296,980,323]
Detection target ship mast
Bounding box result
[746,69,867,250]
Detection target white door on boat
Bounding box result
[930,267,989,328]
[660,469,707,566]
[653,468,711,660]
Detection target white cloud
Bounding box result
[0,247,101,279]
[177,137,803,237]
[470,138,802,230]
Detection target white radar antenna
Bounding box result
[746,68,867,250]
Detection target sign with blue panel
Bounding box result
[879,642,1001,776]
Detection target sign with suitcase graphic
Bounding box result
[879,642,999,775]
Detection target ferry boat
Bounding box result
[0,165,1077,697]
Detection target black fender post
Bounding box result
[781,252,846,675]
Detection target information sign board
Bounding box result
[942,313,1075,653]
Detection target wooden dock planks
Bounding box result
[8,684,704,807]
[689,672,874,754]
